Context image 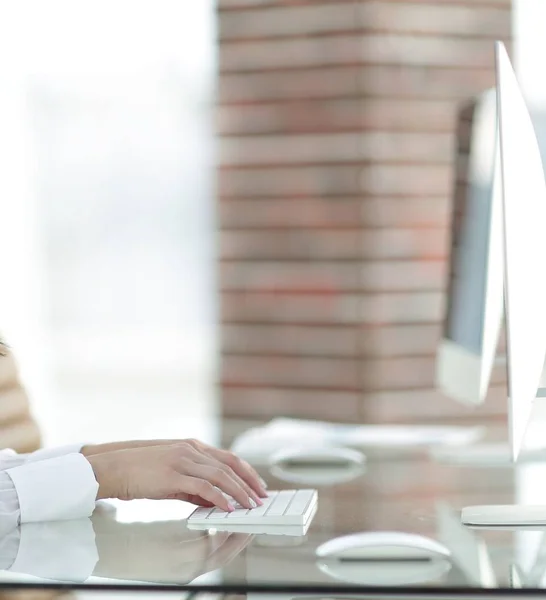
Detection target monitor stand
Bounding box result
[436,389,546,468]
[461,505,546,527]
[459,389,546,526]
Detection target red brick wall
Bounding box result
[218,0,512,424]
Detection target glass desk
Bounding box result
[0,419,545,597]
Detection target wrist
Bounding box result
[80,444,98,457]
[88,454,113,500]
[81,442,125,456]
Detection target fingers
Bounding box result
[190,442,267,498]
[184,494,215,508]
[183,461,259,510]
[214,451,268,498]
[190,451,263,507]
[178,476,235,512]
[173,447,259,510]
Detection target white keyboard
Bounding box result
[187,489,318,527]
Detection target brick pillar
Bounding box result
[218,0,512,424]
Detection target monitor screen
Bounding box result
[443,90,497,356]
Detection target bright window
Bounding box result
[0,0,218,446]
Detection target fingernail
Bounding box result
[259,477,268,489]
[227,503,235,512]
[249,497,257,509]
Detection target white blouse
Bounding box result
[0,445,98,529]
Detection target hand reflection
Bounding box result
[6,506,252,585]
[91,508,253,584]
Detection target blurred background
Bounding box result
[0,0,531,452]
[0,0,217,447]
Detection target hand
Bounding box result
[87,440,267,511]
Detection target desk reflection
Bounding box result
[0,502,252,585]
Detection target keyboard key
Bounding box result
[230,502,267,519]
[286,489,316,515]
[191,506,214,519]
[206,509,231,520]
[266,490,296,516]
[227,507,250,519]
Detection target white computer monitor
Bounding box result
[435,42,546,469]
[496,40,546,461]
[436,89,504,406]
[459,42,546,527]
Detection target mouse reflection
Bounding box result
[315,530,452,586]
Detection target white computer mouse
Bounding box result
[315,531,451,561]
[269,446,366,468]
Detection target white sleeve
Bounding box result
[0,445,98,525]
[6,454,99,523]
[0,444,87,469]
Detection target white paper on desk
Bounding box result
[231,418,485,465]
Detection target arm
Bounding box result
[81,440,172,456]
[81,440,203,455]
[0,447,98,525]
[0,448,98,572]
[0,440,267,525]
[81,440,268,491]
